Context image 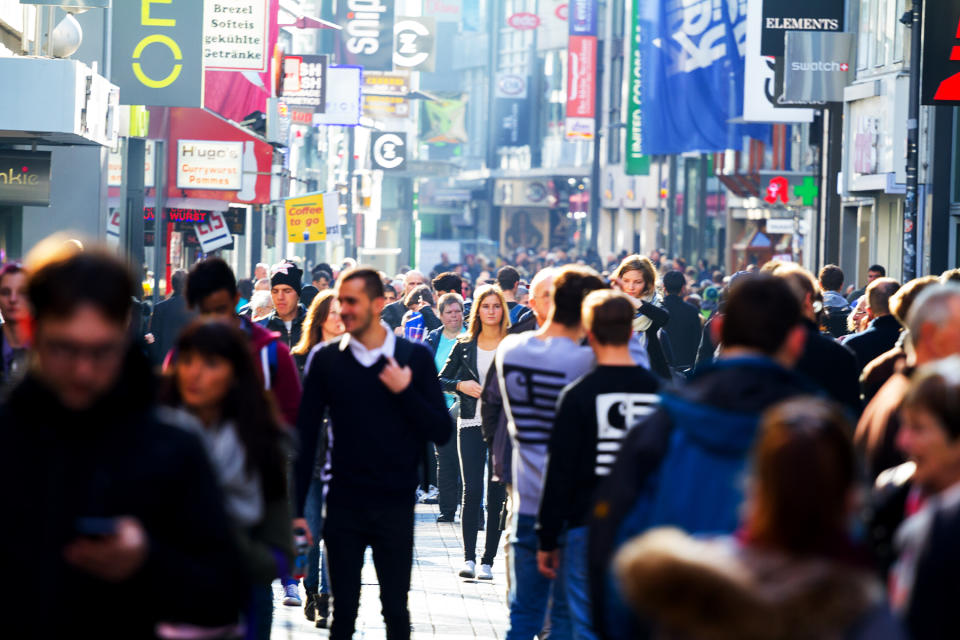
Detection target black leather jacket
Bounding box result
[439,337,481,420]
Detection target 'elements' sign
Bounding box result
[371,132,407,170]
[112,0,204,107]
[760,0,844,57]
[0,151,52,206]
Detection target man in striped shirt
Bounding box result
[495,266,606,640]
[536,290,660,640]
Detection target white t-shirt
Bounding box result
[460,346,497,428]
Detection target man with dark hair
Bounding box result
[818,264,850,338]
[148,269,195,366]
[183,258,301,427]
[537,290,659,640]
[590,275,812,640]
[432,271,463,296]
[845,277,902,372]
[661,270,702,370]
[293,266,451,640]
[312,264,334,291]
[847,264,887,303]
[1,250,244,638]
[495,265,607,640]
[497,265,527,324]
[260,261,307,349]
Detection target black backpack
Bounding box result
[823,305,851,339]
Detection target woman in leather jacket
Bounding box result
[613,255,672,379]
[439,284,510,581]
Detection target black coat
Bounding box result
[636,301,672,380]
[795,319,862,417]
[0,349,245,639]
[382,299,408,330]
[149,294,195,366]
[439,338,483,420]
[845,315,902,373]
[661,295,703,369]
[907,495,960,640]
[260,304,307,350]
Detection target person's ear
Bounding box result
[710,315,724,345]
[373,296,386,315]
[784,324,807,363]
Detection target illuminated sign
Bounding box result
[0,151,52,206]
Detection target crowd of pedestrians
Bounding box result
[4,235,960,640]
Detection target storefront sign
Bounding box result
[565,34,596,139]
[624,0,648,175]
[922,0,960,104]
[203,0,269,71]
[742,0,815,122]
[371,132,407,170]
[363,95,411,119]
[313,66,363,126]
[281,55,328,112]
[112,0,204,107]
[782,31,854,103]
[760,0,844,57]
[362,70,411,96]
[423,0,461,22]
[394,17,436,71]
[108,140,157,188]
[337,0,396,72]
[225,207,247,234]
[494,73,530,147]
[568,0,597,35]
[285,192,331,243]
[176,140,243,191]
[194,210,234,252]
[765,218,795,234]
[507,12,540,30]
[0,151,52,206]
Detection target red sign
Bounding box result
[555,3,568,20]
[764,176,789,204]
[508,12,540,29]
[565,35,596,138]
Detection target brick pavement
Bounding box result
[271,504,511,639]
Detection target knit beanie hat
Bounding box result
[270,261,303,296]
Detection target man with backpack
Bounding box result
[819,264,851,338]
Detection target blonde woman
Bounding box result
[440,284,511,580]
[614,255,672,379]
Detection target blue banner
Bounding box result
[569,0,598,36]
[637,0,769,154]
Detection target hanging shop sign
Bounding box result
[313,66,363,126]
[371,132,408,170]
[423,0,461,23]
[176,140,243,191]
[624,0,648,175]
[782,31,855,104]
[112,0,204,107]
[568,0,597,35]
[565,34,596,139]
[285,192,333,243]
[194,210,234,252]
[108,140,157,188]
[280,54,328,113]
[742,0,814,122]
[0,151,52,206]
[337,0,396,72]
[362,70,411,96]
[507,13,540,30]
[203,0,269,72]
[760,0,844,57]
[494,73,530,147]
[363,95,411,119]
[225,207,247,234]
[393,17,436,71]
[922,0,960,104]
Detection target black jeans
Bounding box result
[436,417,461,518]
[458,425,508,565]
[323,501,415,640]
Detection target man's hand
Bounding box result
[292,517,313,546]
[64,517,149,582]
[537,549,560,580]
[379,356,412,394]
[458,380,483,399]
[144,333,156,345]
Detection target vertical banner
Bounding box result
[565,0,597,139]
[624,0,648,175]
[337,0,396,71]
[112,0,204,107]
[494,73,531,146]
[743,0,814,122]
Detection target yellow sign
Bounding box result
[285,192,327,243]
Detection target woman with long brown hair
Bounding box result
[291,289,344,373]
[613,255,672,379]
[440,284,511,580]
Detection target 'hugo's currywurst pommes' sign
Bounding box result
[112,0,204,107]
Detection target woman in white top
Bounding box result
[440,284,511,580]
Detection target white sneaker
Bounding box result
[458,560,476,579]
[477,564,494,580]
[282,583,302,606]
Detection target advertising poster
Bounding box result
[285,192,333,243]
[494,73,530,147]
[565,0,596,139]
[623,0,648,174]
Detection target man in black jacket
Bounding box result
[661,270,703,370]
[260,261,307,349]
[0,250,244,639]
[293,267,451,640]
[383,270,427,330]
[148,269,195,366]
[845,277,902,372]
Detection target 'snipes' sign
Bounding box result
[922,0,960,104]
[177,141,243,191]
[112,0,204,107]
[371,132,407,170]
[203,0,270,72]
[0,151,52,206]
[337,0,396,72]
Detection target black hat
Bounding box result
[270,261,303,296]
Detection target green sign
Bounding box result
[111,0,204,107]
[794,176,819,206]
[624,0,649,176]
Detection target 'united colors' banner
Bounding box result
[636,0,769,154]
[565,0,598,139]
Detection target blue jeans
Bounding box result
[506,514,571,640]
[562,526,597,640]
[304,476,331,595]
